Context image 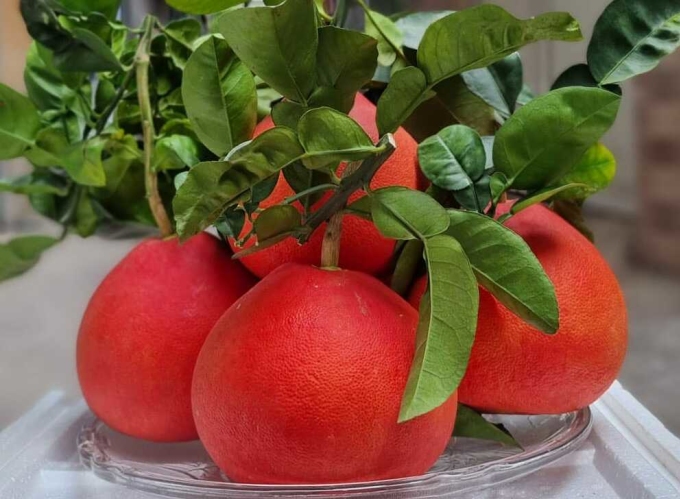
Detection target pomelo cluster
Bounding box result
[76,97,627,485]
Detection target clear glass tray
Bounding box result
[77,407,592,498]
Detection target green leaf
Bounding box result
[400,96,458,143]
[418,6,582,85]
[316,26,378,95]
[20,0,123,73]
[24,129,106,187]
[173,127,304,240]
[166,0,244,14]
[454,404,521,447]
[215,207,246,239]
[173,161,232,239]
[552,63,598,89]
[508,184,586,217]
[250,174,279,204]
[153,135,200,171]
[345,195,372,221]
[271,101,307,130]
[377,66,435,136]
[364,7,403,67]
[24,42,85,113]
[446,210,559,333]
[253,205,302,241]
[57,28,123,73]
[395,11,454,50]
[552,200,594,242]
[218,0,318,103]
[0,235,59,282]
[490,171,508,204]
[461,53,523,119]
[434,77,498,136]
[99,133,141,193]
[0,83,41,160]
[58,0,122,18]
[588,0,680,85]
[418,125,491,212]
[551,63,623,96]
[418,125,486,191]
[297,108,384,169]
[399,234,478,422]
[282,162,332,206]
[163,19,203,70]
[0,173,69,196]
[550,142,617,202]
[371,186,449,240]
[183,36,257,157]
[74,192,99,237]
[391,239,424,296]
[493,87,621,191]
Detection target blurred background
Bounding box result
[1,0,679,435]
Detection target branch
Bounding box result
[297,134,397,243]
[135,15,173,238]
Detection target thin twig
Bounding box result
[298,134,397,243]
[92,70,135,137]
[135,15,173,238]
[282,183,338,206]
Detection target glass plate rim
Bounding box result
[78,406,592,497]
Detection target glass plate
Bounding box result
[78,407,592,498]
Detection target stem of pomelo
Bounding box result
[320,212,343,268]
[320,161,362,268]
[135,16,173,238]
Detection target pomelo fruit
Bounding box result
[230,93,422,278]
[408,203,627,414]
[192,263,458,484]
[77,233,257,442]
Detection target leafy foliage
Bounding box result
[0,236,59,281]
[376,5,583,134]
[183,36,257,157]
[217,0,319,104]
[493,87,621,190]
[588,0,680,85]
[418,125,491,212]
[446,210,558,333]
[0,83,42,160]
[370,187,479,421]
[5,0,680,424]
[166,0,245,15]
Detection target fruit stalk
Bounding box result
[320,211,343,268]
[135,15,173,238]
[321,162,362,268]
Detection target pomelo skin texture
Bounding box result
[192,263,458,484]
[229,93,422,278]
[77,233,257,442]
[408,203,628,415]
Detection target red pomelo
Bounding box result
[77,233,256,442]
[230,94,422,278]
[192,263,457,484]
[408,203,627,414]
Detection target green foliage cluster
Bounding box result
[3,0,680,438]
